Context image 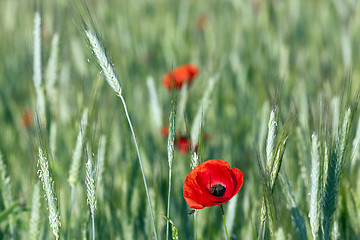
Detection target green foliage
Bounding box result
[0,0,360,239]
[162,215,179,240]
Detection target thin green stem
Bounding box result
[67,186,75,239]
[258,200,266,240]
[221,204,229,240]
[0,201,17,240]
[194,211,197,240]
[70,186,75,213]
[0,201,19,222]
[92,216,95,240]
[118,94,158,240]
[166,168,172,240]
[9,215,14,240]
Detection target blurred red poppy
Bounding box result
[183,159,243,209]
[176,134,211,154]
[162,64,199,90]
[204,133,211,141]
[177,136,191,154]
[161,126,178,139]
[196,15,208,30]
[162,127,210,154]
[162,126,169,137]
[21,109,32,130]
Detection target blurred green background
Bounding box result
[0,0,360,239]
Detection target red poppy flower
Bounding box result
[177,137,191,154]
[161,126,178,139]
[162,64,199,90]
[162,126,170,137]
[162,127,210,154]
[21,109,32,130]
[183,159,243,209]
[176,135,211,154]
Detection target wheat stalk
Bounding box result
[309,133,321,239]
[33,11,46,122]
[323,108,352,239]
[266,109,277,174]
[331,96,339,140]
[29,182,41,240]
[84,28,121,95]
[84,25,158,240]
[166,99,176,240]
[280,175,307,240]
[49,122,57,157]
[46,33,60,113]
[69,107,89,187]
[86,157,96,219]
[190,76,217,150]
[37,147,61,239]
[167,100,176,169]
[33,12,41,90]
[225,194,239,237]
[86,152,96,240]
[259,106,290,239]
[351,117,360,168]
[0,152,13,213]
[146,76,162,132]
[96,134,106,200]
[258,108,278,240]
[259,101,270,159]
[46,33,60,160]
[0,152,14,239]
[191,152,199,170]
[269,137,288,190]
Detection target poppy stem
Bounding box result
[221,204,229,240]
[194,211,197,240]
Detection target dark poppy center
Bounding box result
[210,184,226,197]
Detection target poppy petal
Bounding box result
[162,64,199,90]
[183,159,243,209]
[196,165,234,198]
[230,168,243,196]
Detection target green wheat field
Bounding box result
[1,0,360,239]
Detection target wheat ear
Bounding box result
[37,147,61,239]
[84,26,158,240]
[0,152,15,239]
[309,134,321,239]
[33,11,46,122]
